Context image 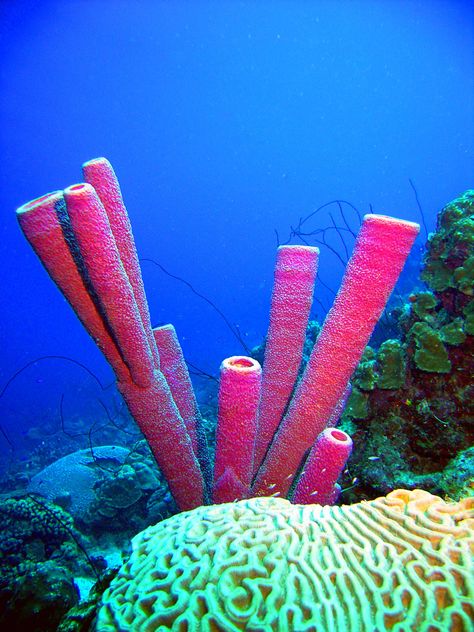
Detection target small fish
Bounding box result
[368,456,380,461]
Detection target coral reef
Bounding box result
[28,446,136,521]
[27,443,175,536]
[13,160,472,630]
[0,495,83,630]
[341,191,474,502]
[96,491,474,631]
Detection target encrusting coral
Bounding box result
[27,445,167,533]
[0,496,82,630]
[340,190,474,501]
[96,489,474,632]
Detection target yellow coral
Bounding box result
[96,490,474,631]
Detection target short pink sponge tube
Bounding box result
[254,245,319,473]
[292,428,353,505]
[153,324,199,454]
[213,356,262,504]
[253,214,419,498]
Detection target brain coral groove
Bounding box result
[96,490,474,631]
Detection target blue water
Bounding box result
[0,0,473,463]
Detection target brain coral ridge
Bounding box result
[96,490,474,632]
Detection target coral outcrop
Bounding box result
[0,495,81,630]
[341,191,474,501]
[27,444,173,535]
[17,157,419,511]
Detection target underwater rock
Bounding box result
[27,446,133,521]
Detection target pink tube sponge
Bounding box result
[292,428,353,505]
[253,214,419,498]
[254,245,319,472]
[16,163,207,512]
[153,324,199,454]
[16,191,130,384]
[64,183,155,389]
[83,158,160,370]
[118,373,205,511]
[213,356,262,503]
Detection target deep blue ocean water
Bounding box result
[0,0,472,465]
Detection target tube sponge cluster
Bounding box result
[17,158,419,510]
[17,160,206,511]
[251,214,420,500]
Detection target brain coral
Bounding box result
[96,490,473,632]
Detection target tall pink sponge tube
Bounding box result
[82,158,160,369]
[118,372,205,511]
[254,245,319,473]
[253,214,419,498]
[213,356,262,503]
[63,182,205,510]
[64,183,155,389]
[292,428,353,505]
[16,191,131,384]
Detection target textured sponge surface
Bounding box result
[96,490,474,631]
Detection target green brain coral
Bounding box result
[96,491,474,632]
